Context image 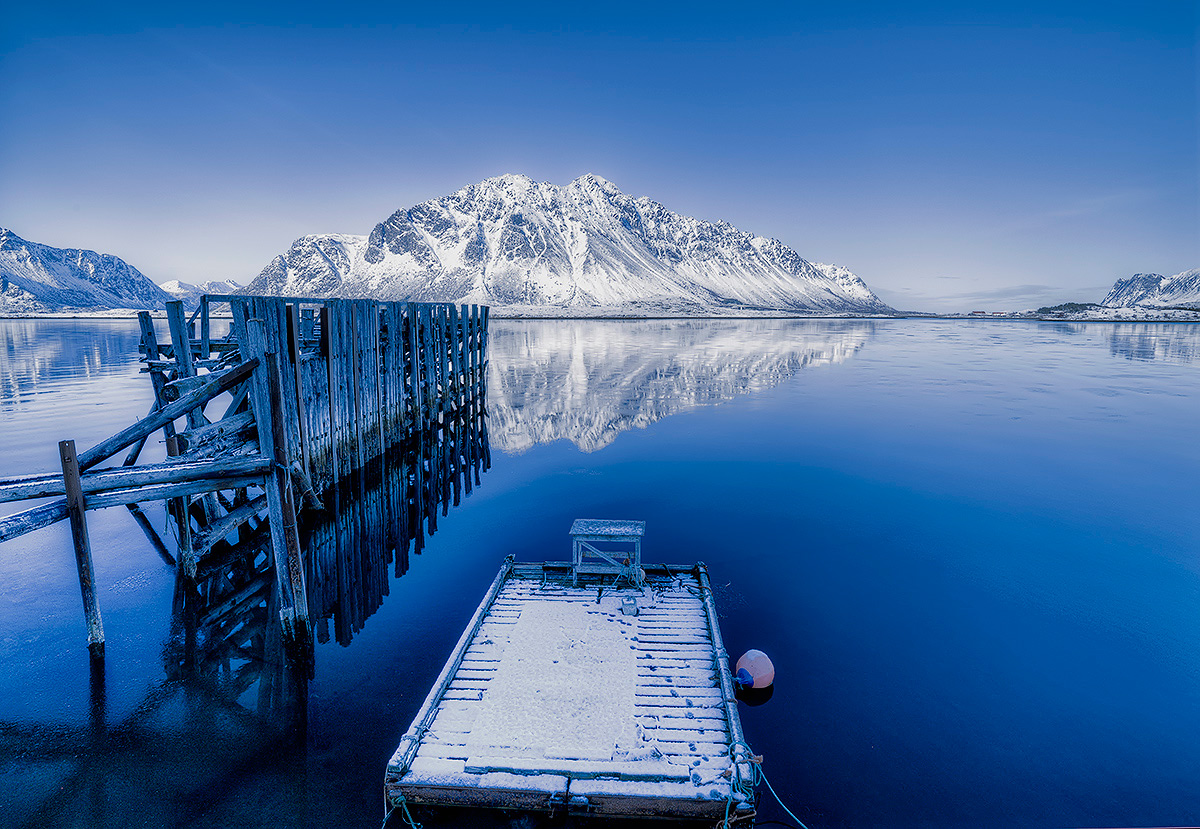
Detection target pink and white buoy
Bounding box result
[733,649,775,689]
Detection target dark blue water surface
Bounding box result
[1,318,1197,829]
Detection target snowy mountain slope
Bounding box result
[160,279,244,309]
[0,228,173,312]
[248,234,367,297]
[487,318,877,452]
[1101,268,1200,307]
[248,175,894,315]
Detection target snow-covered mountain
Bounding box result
[0,228,172,313]
[249,234,367,297]
[488,318,877,452]
[1101,268,1200,308]
[159,279,244,309]
[246,175,893,315]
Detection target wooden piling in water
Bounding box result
[59,440,104,656]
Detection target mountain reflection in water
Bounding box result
[487,318,879,452]
[1043,321,1199,363]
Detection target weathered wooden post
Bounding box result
[164,433,193,573]
[244,317,310,647]
[59,439,104,655]
[287,302,311,477]
[166,301,205,435]
[200,295,210,362]
[266,351,311,647]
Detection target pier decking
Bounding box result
[385,559,757,823]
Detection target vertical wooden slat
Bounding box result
[166,300,195,377]
[200,296,210,362]
[266,351,310,642]
[480,305,491,471]
[449,304,463,506]
[287,302,311,477]
[243,317,297,640]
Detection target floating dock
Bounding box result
[385,551,758,823]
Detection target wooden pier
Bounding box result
[0,295,490,657]
[385,543,758,824]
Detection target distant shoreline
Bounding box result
[2,310,1198,324]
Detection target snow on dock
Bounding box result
[385,558,757,822]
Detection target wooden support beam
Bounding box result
[178,410,256,451]
[85,475,265,508]
[0,455,272,503]
[0,500,69,543]
[76,359,256,471]
[59,440,104,656]
[243,318,299,641]
[191,493,268,561]
[266,351,310,633]
[161,374,209,402]
[0,473,267,544]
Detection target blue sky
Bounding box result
[1,1,1195,311]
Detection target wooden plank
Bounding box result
[59,440,104,655]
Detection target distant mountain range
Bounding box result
[247,174,894,315]
[1100,268,1200,308]
[0,228,172,313]
[159,279,243,308]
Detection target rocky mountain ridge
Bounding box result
[1101,268,1200,308]
[247,175,893,315]
[0,228,173,313]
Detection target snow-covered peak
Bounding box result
[569,173,620,195]
[246,233,367,297]
[159,278,243,309]
[1101,268,1200,308]
[249,175,895,315]
[1,227,172,311]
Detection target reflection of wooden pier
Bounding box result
[386,552,757,824]
[0,296,490,657]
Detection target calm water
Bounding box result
[1,317,1197,829]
